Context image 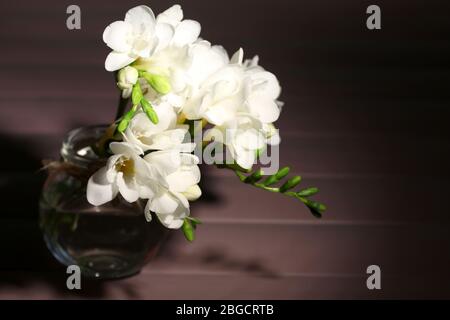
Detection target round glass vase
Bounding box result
[39,125,167,279]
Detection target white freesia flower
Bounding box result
[133,40,228,112]
[183,64,245,125]
[155,5,201,48]
[262,123,281,146]
[123,104,194,153]
[205,115,266,170]
[243,61,282,124]
[87,142,156,206]
[117,66,139,98]
[143,150,201,228]
[186,40,229,90]
[182,48,282,126]
[103,5,201,71]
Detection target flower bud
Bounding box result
[141,99,159,124]
[141,72,171,94]
[279,176,301,193]
[297,187,319,197]
[117,66,138,90]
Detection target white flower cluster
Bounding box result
[87,5,282,230]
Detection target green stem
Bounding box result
[223,163,325,218]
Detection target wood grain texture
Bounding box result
[0,0,449,299]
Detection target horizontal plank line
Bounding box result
[139,269,366,278]
[198,218,432,227]
[2,169,450,182]
[1,217,447,228]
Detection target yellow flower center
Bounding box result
[116,158,135,176]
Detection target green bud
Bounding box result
[117,119,129,133]
[117,105,137,133]
[187,217,202,228]
[263,167,290,186]
[141,99,159,124]
[275,167,290,180]
[279,176,301,193]
[304,199,326,218]
[131,83,143,106]
[142,72,171,94]
[244,168,264,184]
[182,219,195,242]
[297,187,319,197]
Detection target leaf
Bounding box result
[182,219,195,242]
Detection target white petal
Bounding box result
[153,191,190,229]
[157,5,183,27]
[125,5,156,33]
[110,141,142,156]
[150,191,179,214]
[103,21,133,53]
[187,41,229,85]
[140,183,156,200]
[204,104,237,126]
[105,52,136,72]
[144,200,153,222]
[171,191,190,209]
[235,146,256,170]
[248,70,281,99]
[180,153,200,165]
[172,20,201,46]
[230,48,244,65]
[147,129,188,151]
[116,172,140,203]
[105,154,122,182]
[122,88,132,98]
[268,131,281,145]
[204,127,226,144]
[156,209,187,229]
[235,129,266,150]
[87,167,118,206]
[144,150,181,176]
[182,185,202,201]
[244,55,259,68]
[247,93,281,123]
[155,23,174,50]
[166,166,201,192]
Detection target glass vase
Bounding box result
[39,125,168,279]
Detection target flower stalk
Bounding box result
[219,164,326,218]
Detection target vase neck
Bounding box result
[61,125,108,168]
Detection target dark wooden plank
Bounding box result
[1,169,449,223]
[1,220,449,299]
[1,271,448,299]
[2,134,447,178]
[1,219,450,275]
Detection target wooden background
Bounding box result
[0,0,449,299]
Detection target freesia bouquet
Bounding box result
[86,4,326,241]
